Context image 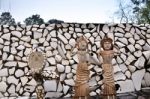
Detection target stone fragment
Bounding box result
[143,43,150,50]
[33,31,42,39]
[49,30,56,37]
[0,38,4,44]
[102,25,109,33]
[0,68,8,77]
[63,85,70,94]
[64,79,75,86]
[16,82,22,92]
[45,92,63,98]
[65,66,71,73]
[9,26,15,30]
[130,27,135,34]
[8,84,16,94]
[118,38,128,45]
[115,42,125,48]
[44,80,57,91]
[38,38,45,43]
[135,44,142,50]
[27,78,36,86]
[57,64,65,73]
[115,33,124,37]
[17,50,23,57]
[11,31,22,38]
[69,38,76,47]
[50,42,57,49]
[58,44,66,59]
[61,59,69,65]
[64,32,71,40]
[134,51,142,58]
[20,77,28,86]
[117,80,135,93]
[119,64,127,73]
[58,33,68,44]
[73,54,79,63]
[1,33,10,40]
[143,72,150,86]
[125,54,136,65]
[143,51,150,63]
[47,57,56,65]
[67,73,73,79]
[5,61,17,67]
[2,52,8,60]
[125,70,131,78]
[31,39,39,44]
[3,28,9,33]
[15,69,24,78]
[60,74,66,81]
[3,46,9,52]
[84,33,91,38]
[131,69,145,91]
[127,44,135,52]
[116,56,123,64]
[7,76,19,85]
[89,77,97,87]
[113,64,121,73]
[0,81,7,92]
[115,27,125,33]
[43,41,49,46]
[134,33,140,40]
[9,67,15,75]
[137,39,145,45]
[128,38,135,45]
[114,72,126,81]
[24,85,35,92]
[18,62,27,67]
[89,91,97,96]
[134,56,145,69]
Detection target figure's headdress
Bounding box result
[101,36,113,49]
[75,36,88,48]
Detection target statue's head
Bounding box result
[101,36,113,50]
[76,36,88,51]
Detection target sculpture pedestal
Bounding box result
[101,95,116,99]
[73,96,89,99]
[36,84,45,99]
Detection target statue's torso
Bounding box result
[75,51,89,85]
[100,50,114,64]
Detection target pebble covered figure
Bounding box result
[35,84,45,99]
[73,36,90,99]
[99,36,118,99]
[28,51,45,99]
[33,72,45,99]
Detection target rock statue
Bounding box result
[72,36,90,99]
[28,51,45,74]
[99,36,120,99]
[28,51,45,99]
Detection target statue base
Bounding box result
[101,94,116,99]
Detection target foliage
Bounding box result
[47,19,64,24]
[24,14,44,25]
[115,1,135,23]
[115,0,150,23]
[0,12,16,25]
[138,0,150,23]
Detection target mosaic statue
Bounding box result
[28,51,45,99]
[72,36,90,99]
[99,36,119,99]
[28,52,44,74]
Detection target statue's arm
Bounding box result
[87,52,102,66]
[113,45,121,55]
[98,52,103,65]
